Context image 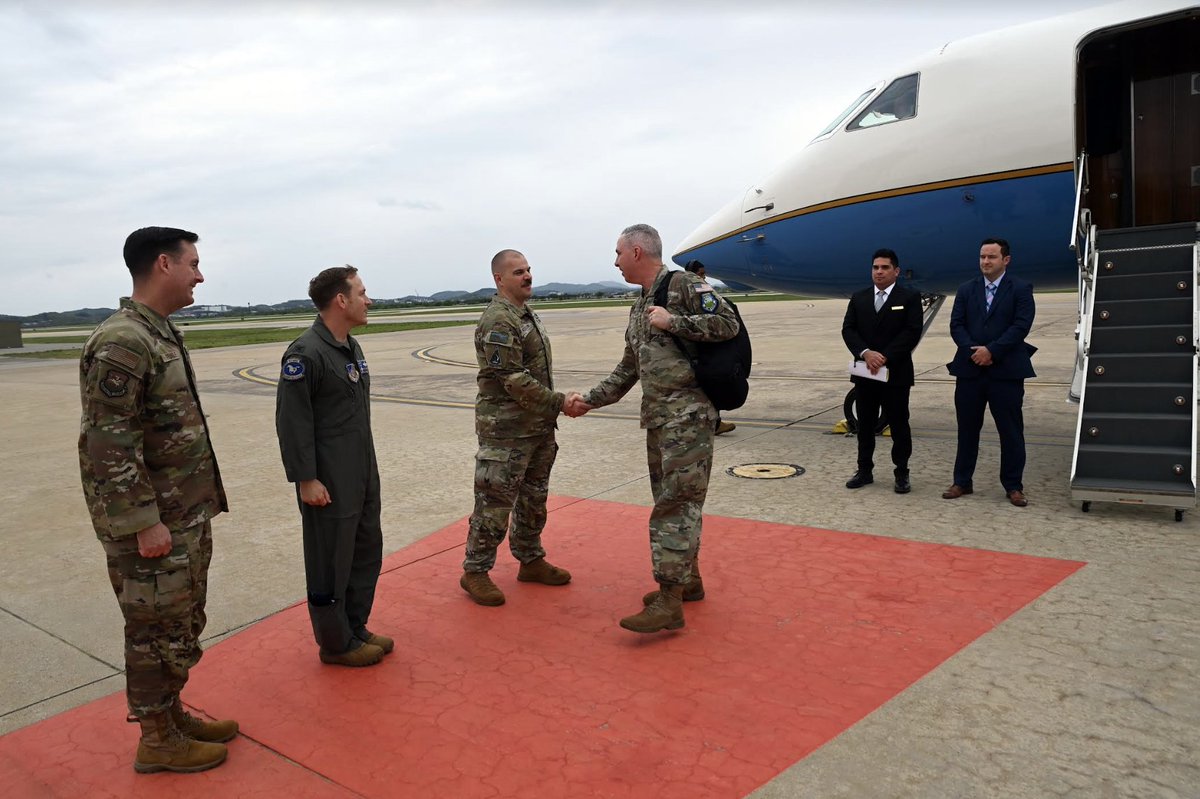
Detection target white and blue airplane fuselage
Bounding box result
[672,0,1192,297]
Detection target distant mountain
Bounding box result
[10,281,636,326]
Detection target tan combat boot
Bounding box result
[132,711,227,774]
[516,557,572,585]
[642,555,705,605]
[620,585,685,633]
[319,641,385,667]
[171,698,239,743]
[355,628,395,654]
[460,571,505,606]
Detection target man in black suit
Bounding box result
[841,248,923,493]
[943,237,1037,507]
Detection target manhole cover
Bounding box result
[726,463,805,479]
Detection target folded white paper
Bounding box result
[849,360,889,382]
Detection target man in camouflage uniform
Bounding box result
[276,266,391,667]
[460,249,574,606]
[568,224,738,633]
[79,227,236,774]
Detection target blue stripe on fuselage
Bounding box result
[675,170,1077,297]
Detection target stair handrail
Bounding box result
[1069,150,1091,273]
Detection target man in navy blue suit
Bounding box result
[943,238,1037,506]
[841,248,923,493]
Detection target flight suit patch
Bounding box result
[282,357,306,381]
[346,362,360,383]
[358,359,369,375]
[100,369,132,398]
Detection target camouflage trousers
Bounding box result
[464,433,558,572]
[101,520,212,718]
[646,411,714,585]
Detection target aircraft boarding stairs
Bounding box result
[1070,222,1200,520]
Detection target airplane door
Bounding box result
[1080,11,1200,229]
[1131,49,1200,225]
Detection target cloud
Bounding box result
[0,0,1104,314]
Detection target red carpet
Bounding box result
[0,496,1083,798]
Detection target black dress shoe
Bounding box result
[845,471,874,489]
[894,475,911,494]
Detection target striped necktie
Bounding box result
[874,290,886,312]
[985,283,997,311]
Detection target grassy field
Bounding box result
[4,320,476,359]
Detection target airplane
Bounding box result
[672,0,1197,320]
[673,0,1200,514]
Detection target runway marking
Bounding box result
[0,497,1084,798]
[408,345,1075,386]
[232,364,1075,445]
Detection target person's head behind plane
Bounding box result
[871,247,900,291]
[979,237,1011,282]
[684,260,707,280]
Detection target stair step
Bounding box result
[1076,413,1193,448]
[1097,222,1198,250]
[1094,271,1193,301]
[1093,297,1192,327]
[1090,324,1192,354]
[1074,444,1193,487]
[1093,250,1195,277]
[1070,476,1195,498]
[1081,384,1193,414]
[1083,354,1193,383]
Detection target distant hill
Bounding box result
[11,281,635,326]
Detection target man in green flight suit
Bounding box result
[79,227,236,773]
[460,249,576,606]
[275,266,392,667]
[568,224,739,633]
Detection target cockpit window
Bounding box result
[811,88,876,141]
[847,73,919,130]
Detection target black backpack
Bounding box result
[654,274,752,411]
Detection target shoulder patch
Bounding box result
[488,348,503,367]
[700,292,720,313]
[281,356,306,381]
[99,369,132,398]
[487,330,512,346]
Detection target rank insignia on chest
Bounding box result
[358,359,369,375]
[346,362,360,382]
[281,357,306,381]
[487,330,511,346]
[700,292,719,313]
[100,369,131,398]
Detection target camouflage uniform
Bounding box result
[464,295,564,572]
[275,316,382,654]
[78,297,227,718]
[583,268,738,585]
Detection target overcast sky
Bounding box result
[0,0,1104,315]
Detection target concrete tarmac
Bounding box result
[0,295,1196,797]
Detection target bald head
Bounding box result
[491,249,524,274]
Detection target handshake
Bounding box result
[562,391,594,418]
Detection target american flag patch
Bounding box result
[103,344,141,371]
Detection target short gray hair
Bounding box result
[620,224,662,259]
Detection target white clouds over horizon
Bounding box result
[0,0,1102,314]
